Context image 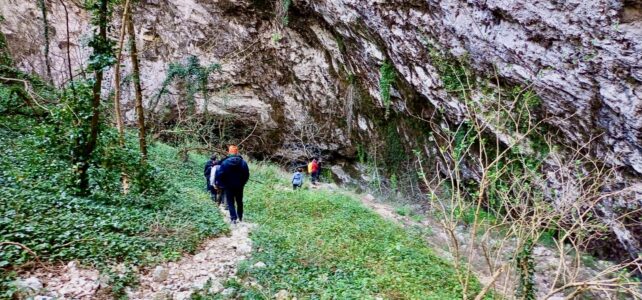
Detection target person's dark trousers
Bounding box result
[312,171,320,184]
[215,189,224,206]
[293,184,301,190]
[209,188,218,204]
[225,188,244,222]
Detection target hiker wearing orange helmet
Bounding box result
[215,145,250,224]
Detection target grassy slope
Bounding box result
[218,163,484,299]
[2,112,482,299]
[0,114,227,296]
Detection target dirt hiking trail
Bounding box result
[15,206,255,300]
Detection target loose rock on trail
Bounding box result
[128,220,255,299]
[14,207,255,300]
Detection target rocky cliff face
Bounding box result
[1,0,361,162]
[2,0,641,261]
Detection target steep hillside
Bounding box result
[0,112,227,297]
[1,112,483,299]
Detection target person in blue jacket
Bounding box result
[292,167,304,190]
[215,145,250,224]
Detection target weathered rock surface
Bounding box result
[2,0,641,259]
[152,266,169,283]
[0,0,357,161]
[13,276,43,298]
[16,261,102,299]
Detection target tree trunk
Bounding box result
[59,0,75,94]
[37,0,53,83]
[113,0,132,193]
[126,11,147,160]
[113,0,131,147]
[80,0,108,193]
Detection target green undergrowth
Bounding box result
[197,164,487,299]
[0,114,227,297]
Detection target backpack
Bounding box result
[209,165,220,189]
[292,172,303,186]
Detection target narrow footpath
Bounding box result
[16,207,255,300]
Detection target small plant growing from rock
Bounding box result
[271,32,282,43]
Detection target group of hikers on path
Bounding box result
[203,148,321,224]
[203,145,250,224]
[292,158,320,190]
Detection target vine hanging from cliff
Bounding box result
[379,61,395,119]
[344,72,357,134]
[427,47,472,100]
[276,0,292,27]
[0,16,12,67]
[153,56,221,114]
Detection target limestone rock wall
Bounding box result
[0,0,361,161]
[295,0,642,260]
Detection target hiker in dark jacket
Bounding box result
[215,145,250,224]
[204,155,217,192]
[209,158,224,206]
[204,155,220,203]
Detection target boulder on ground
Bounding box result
[152,266,169,282]
[275,289,291,300]
[13,276,43,297]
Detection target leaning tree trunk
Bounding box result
[113,0,132,193]
[126,11,147,160]
[113,0,131,147]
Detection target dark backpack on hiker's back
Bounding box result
[216,155,250,189]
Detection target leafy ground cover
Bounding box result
[195,163,486,299]
[0,114,228,297]
[1,110,484,299]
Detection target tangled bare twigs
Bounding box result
[0,77,52,114]
[0,241,53,272]
[412,61,642,299]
